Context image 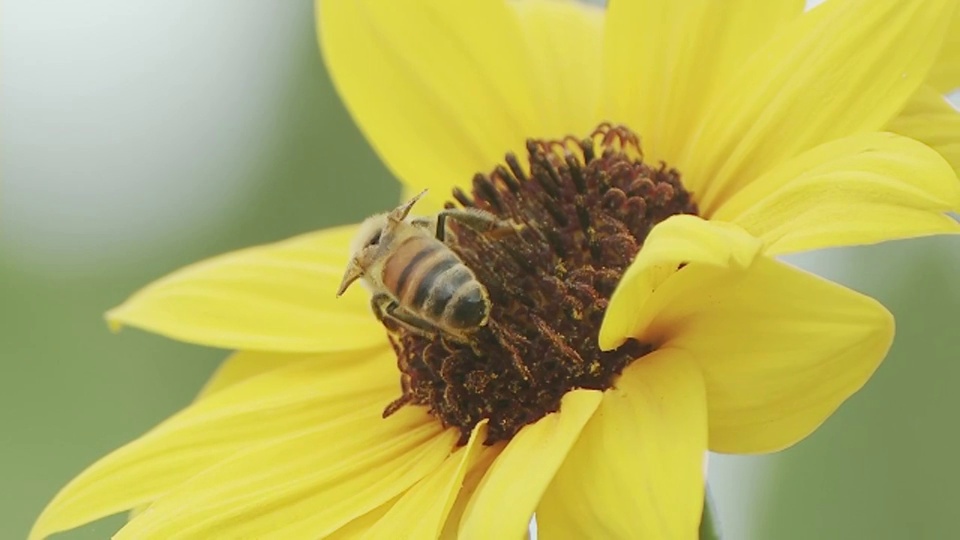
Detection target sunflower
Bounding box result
[32,0,960,538]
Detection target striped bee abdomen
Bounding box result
[381,235,489,332]
[442,279,488,329]
[424,265,487,329]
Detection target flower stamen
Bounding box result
[384,124,698,444]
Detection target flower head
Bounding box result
[33,0,960,538]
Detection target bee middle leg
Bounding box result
[371,293,439,339]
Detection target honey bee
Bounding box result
[336,190,514,341]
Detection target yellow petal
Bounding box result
[328,498,399,540]
[927,5,960,92]
[641,257,893,453]
[116,406,456,539]
[30,349,397,540]
[599,215,763,351]
[602,0,804,163]
[363,421,487,539]
[712,132,960,255]
[129,348,381,522]
[393,0,602,212]
[319,0,549,197]
[538,349,707,539]
[682,0,957,214]
[889,85,960,174]
[459,390,602,540]
[197,349,320,398]
[600,216,893,452]
[106,224,386,352]
[439,444,503,540]
[510,0,604,138]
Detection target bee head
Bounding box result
[350,212,389,255]
[338,190,428,298]
[337,213,389,297]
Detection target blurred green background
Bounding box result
[2,2,957,539]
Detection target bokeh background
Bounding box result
[2,1,958,539]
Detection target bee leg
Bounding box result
[433,209,518,242]
[371,293,440,339]
[382,393,413,418]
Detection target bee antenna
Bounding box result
[388,189,429,223]
[336,259,363,297]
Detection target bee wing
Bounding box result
[408,215,438,230]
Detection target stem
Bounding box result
[699,487,722,540]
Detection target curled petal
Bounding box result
[713,132,960,255]
[665,258,892,453]
[538,349,707,539]
[602,217,893,453]
[599,215,762,351]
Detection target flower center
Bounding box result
[383,124,698,445]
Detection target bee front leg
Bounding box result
[370,293,439,339]
[433,208,519,242]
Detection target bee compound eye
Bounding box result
[365,230,382,247]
